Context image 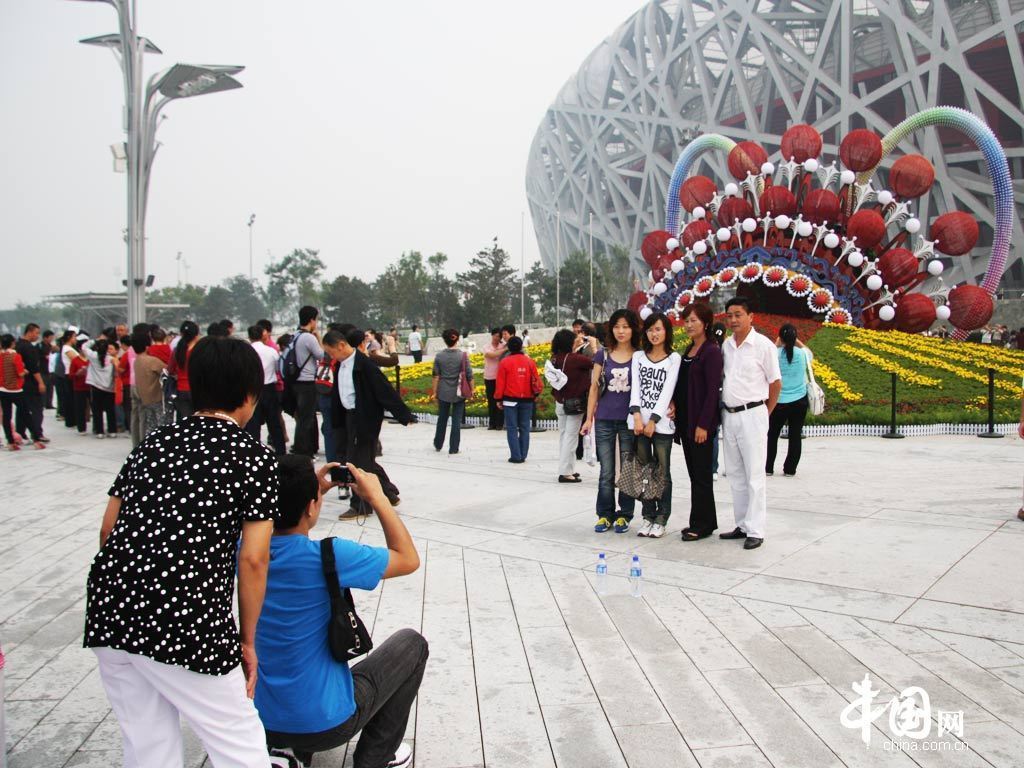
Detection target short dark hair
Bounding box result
[328,322,354,335]
[152,327,167,342]
[411,324,418,331]
[42,330,54,339]
[551,329,576,356]
[572,318,585,328]
[681,302,715,331]
[132,323,151,337]
[188,337,263,413]
[247,325,264,342]
[506,336,524,354]
[345,328,365,348]
[442,328,460,347]
[605,309,641,349]
[501,324,516,336]
[641,312,674,355]
[275,454,319,530]
[490,327,500,336]
[725,296,753,314]
[130,332,150,354]
[1,334,14,350]
[220,319,233,330]
[322,329,345,348]
[256,319,273,333]
[207,322,228,337]
[24,323,40,334]
[299,306,319,326]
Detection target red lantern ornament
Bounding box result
[877,247,919,289]
[641,230,672,267]
[759,186,797,217]
[803,189,841,225]
[627,291,648,313]
[682,220,712,249]
[947,285,994,331]
[895,293,937,333]
[889,154,935,198]
[718,196,754,226]
[780,124,822,163]
[679,176,717,212]
[845,209,887,250]
[930,212,979,256]
[727,141,769,179]
[839,129,883,172]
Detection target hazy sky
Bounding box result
[0,0,635,308]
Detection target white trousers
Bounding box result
[556,403,583,476]
[94,647,272,768]
[722,406,769,538]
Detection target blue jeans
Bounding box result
[636,432,673,524]
[503,400,533,461]
[595,419,636,520]
[434,399,465,453]
[318,392,336,463]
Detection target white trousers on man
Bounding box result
[94,647,272,768]
[722,406,769,538]
[555,403,583,476]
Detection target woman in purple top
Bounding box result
[582,309,640,533]
[673,302,724,540]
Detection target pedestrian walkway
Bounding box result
[3,415,1024,767]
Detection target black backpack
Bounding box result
[279,331,313,385]
[53,348,67,379]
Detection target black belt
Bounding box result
[722,400,766,413]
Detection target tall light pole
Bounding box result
[247,213,256,280]
[555,210,561,328]
[71,0,243,326]
[520,211,525,329]
[589,211,594,320]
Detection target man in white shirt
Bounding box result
[246,324,285,454]
[719,297,781,550]
[407,326,423,363]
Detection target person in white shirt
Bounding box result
[628,312,681,538]
[246,324,285,454]
[719,297,781,550]
[407,326,423,363]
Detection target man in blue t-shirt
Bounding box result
[255,456,426,768]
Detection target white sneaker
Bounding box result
[95,433,105,439]
[388,743,413,767]
[648,523,666,538]
[637,520,654,537]
[712,472,719,481]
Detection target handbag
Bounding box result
[804,350,825,416]
[562,397,586,415]
[319,537,373,662]
[314,358,335,396]
[616,437,668,501]
[459,352,474,399]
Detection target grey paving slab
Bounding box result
[773,625,898,699]
[923,532,1024,612]
[858,618,947,655]
[475,683,554,768]
[910,650,1024,734]
[728,575,915,621]
[897,599,1024,643]
[691,744,774,768]
[924,629,1024,668]
[642,583,750,672]
[962,719,1024,768]
[989,664,1024,693]
[613,722,700,768]
[541,702,628,768]
[706,610,824,688]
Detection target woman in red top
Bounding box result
[168,321,200,419]
[68,342,91,434]
[0,333,30,450]
[548,329,594,483]
[494,336,543,464]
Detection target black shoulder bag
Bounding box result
[319,537,373,662]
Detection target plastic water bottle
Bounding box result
[629,554,643,598]
[595,553,608,595]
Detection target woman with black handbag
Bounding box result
[549,329,594,483]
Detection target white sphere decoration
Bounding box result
[716,227,732,242]
[666,237,680,251]
[803,158,819,173]
[936,304,951,321]
[774,214,792,230]
[797,220,814,238]
[671,259,684,273]
[741,217,757,233]
[876,190,894,206]
[927,259,944,276]
[905,217,921,234]
[692,240,708,255]
[847,251,865,268]
[761,161,775,175]
[692,206,706,219]
[878,305,896,322]
[652,282,667,295]
[723,182,739,197]
[840,169,856,185]
[823,232,841,249]
[639,306,653,321]
[866,274,883,291]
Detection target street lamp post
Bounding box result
[589,211,594,320]
[248,213,256,280]
[71,1,243,326]
[555,210,561,328]
[520,211,525,329]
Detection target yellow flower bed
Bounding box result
[868,331,1024,380]
[812,360,863,402]
[836,343,942,387]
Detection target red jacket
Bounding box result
[495,354,542,402]
[70,356,90,392]
[0,351,25,392]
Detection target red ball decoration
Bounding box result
[877,247,919,288]
[681,220,711,249]
[627,291,648,313]
[839,129,883,172]
[930,212,980,256]
[679,176,717,212]
[759,186,797,217]
[641,230,672,267]
[780,124,822,163]
[947,285,994,331]
[803,189,841,225]
[895,293,937,333]
[845,209,887,249]
[718,197,755,226]
[889,154,935,198]
[727,141,768,180]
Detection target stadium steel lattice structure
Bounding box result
[526,0,1024,296]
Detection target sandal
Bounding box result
[681,528,711,541]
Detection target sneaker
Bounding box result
[637,520,654,537]
[712,472,719,481]
[269,747,310,768]
[594,517,612,533]
[613,517,630,533]
[95,433,105,440]
[648,523,666,538]
[388,743,413,767]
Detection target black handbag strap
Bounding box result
[319,537,352,608]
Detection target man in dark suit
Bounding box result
[323,327,415,517]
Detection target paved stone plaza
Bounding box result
[3,413,1024,767]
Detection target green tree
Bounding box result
[455,239,517,332]
[424,252,461,331]
[373,251,430,329]
[524,260,555,325]
[222,275,269,325]
[200,286,235,325]
[147,284,208,329]
[321,274,375,329]
[264,248,326,322]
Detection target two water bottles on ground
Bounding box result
[595,552,642,597]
